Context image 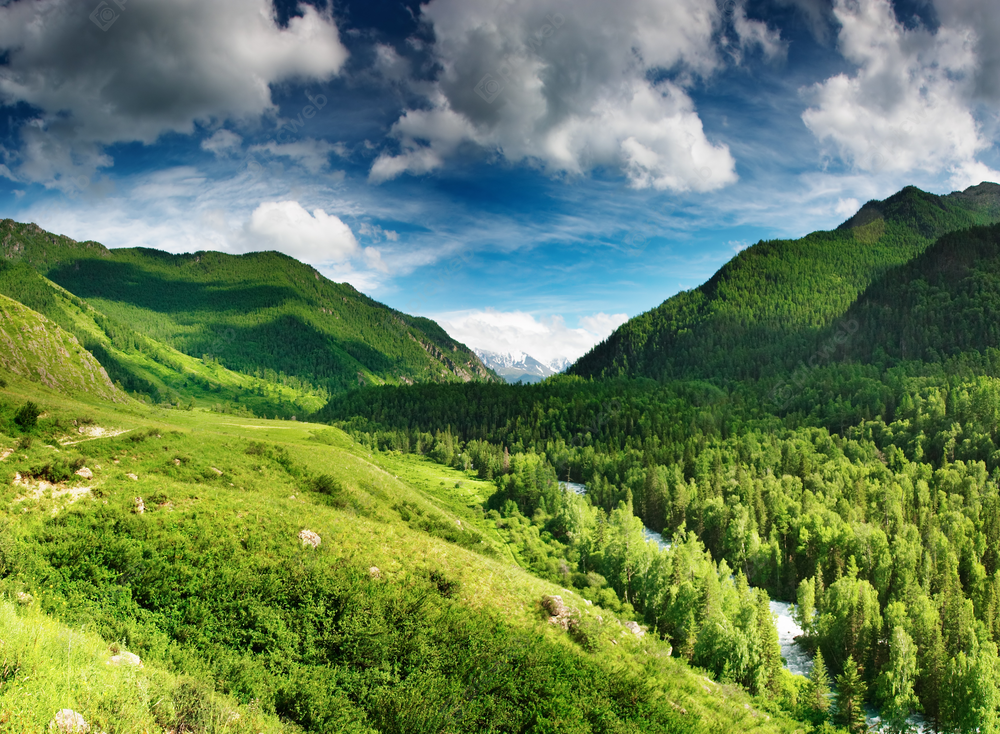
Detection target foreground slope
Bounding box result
[1,219,496,395]
[0,370,804,733]
[571,183,1000,382]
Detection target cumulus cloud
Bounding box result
[0,0,348,188]
[368,0,787,190]
[242,200,364,265]
[802,0,999,182]
[436,308,629,366]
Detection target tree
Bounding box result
[876,626,918,734]
[805,650,831,717]
[834,655,868,734]
[795,576,816,636]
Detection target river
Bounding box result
[561,481,930,732]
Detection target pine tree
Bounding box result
[806,650,831,716]
[834,655,868,734]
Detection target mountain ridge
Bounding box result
[569,182,1000,383]
[0,219,498,397]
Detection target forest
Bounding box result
[317,209,1000,732]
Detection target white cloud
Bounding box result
[436,308,629,365]
[802,0,997,182]
[202,130,243,157]
[243,200,362,265]
[367,0,779,191]
[250,139,345,174]
[835,197,860,219]
[0,0,348,189]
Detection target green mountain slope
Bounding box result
[0,259,328,416]
[0,292,126,403]
[0,219,497,395]
[836,222,1000,364]
[570,183,1000,382]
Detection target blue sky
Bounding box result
[1,0,999,365]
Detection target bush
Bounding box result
[13,402,40,430]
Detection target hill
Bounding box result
[0,258,328,416]
[0,292,126,403]
[570,183,1000,383]
[836,222,1000,364]
[0,219,497,396]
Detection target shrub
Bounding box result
[13,402,40,431]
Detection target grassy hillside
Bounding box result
[0,345,810,732]
[570,183,1000,383]
[0,218,497,396]
[0,292,126,404]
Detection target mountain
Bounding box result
[570,183,1000,383]
[474,348,557,384]
[1,219,497,398]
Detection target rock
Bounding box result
[126,473,138,481]
[210,467,223,475]
[134,497,145,514]
[109,651,142,668]
[50,709,89,733]
[173,458,181,466]
[16,591,32,605]
[369,566,381,578]
[541,595,574,630]
[75,467,93,480]
[624,621,645,638]
[298,529,321,548]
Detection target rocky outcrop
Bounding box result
[50,709,89,733]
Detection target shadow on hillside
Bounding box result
[47,259,301,315]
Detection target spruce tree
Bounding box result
[806,650,831,716]
[834,655,868,734]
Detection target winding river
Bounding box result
[561,481,931,732]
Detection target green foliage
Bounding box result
[834,656,868,734]
[13,401,40,430]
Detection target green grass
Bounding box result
[0,372,808,733]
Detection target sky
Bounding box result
[1,0,999,367]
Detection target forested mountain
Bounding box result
[570,183,1000,383]
[0,219,497,396]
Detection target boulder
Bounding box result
[541,595,574,630]
[134,497,145,514]
[624,621,645,638]
[109,651,142,668]
[75,467,93,480]
[16,591,32,605]
[369,566,381,578]
[298,529,321,548]
[50,709,89,733]
[126,473,138,481]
